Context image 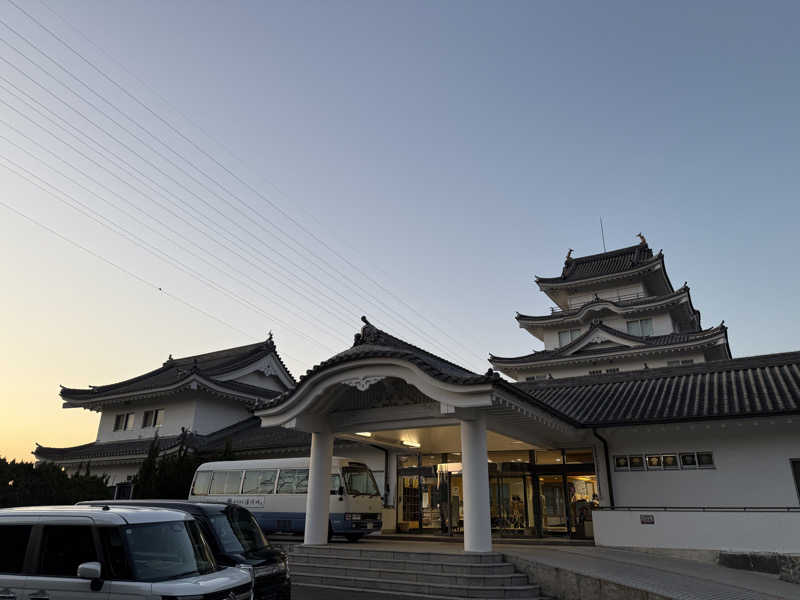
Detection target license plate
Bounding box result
[366,523,373,529]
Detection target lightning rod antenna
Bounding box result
[600,216,607,252]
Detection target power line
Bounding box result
[0,119,349,345]
[0,67,375,340]
[0,152,339,354]
[0,194,314,366]
[1,3,487,367]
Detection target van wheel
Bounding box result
[345,534,362,543]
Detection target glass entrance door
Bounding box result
[538,474,568,535]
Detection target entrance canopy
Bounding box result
[254,318,588,552]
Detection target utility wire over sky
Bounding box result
[0,0,488,373]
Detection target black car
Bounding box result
[79,499,290,600]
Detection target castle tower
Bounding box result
[490,236,731,380]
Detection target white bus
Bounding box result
[188,457,383,541]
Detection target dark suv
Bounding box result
[80,500,289,600]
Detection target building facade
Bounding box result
[36,238,800,558]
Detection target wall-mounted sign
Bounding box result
[640,514,655,525]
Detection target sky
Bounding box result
[1,0,800,462]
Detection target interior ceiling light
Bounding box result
[355,432,372,437]
[402,440,421,448]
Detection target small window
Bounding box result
[142,411,154,428]
[589,369,602,375]
[697,452,715,469]
[626,318,653,337]
[0,525,32,574]
[565,448,594,464]
[558,328,581,347]
[533,374,548,380]
[113,414,125,431]
[242,470,277,494]
[680,452,698,469]
[276,469,310,494]
[646,455,662,470]
[606,368,619,374]
[681,359,694,365]
[39,525,97,577]
[629,455,645,470]
[209,470,243,495]
[534,450,562,464]
[153,409,164,427]
[613,456,629,471]
[192,471,213,496]
[791,460,800,503]
[142,409,164,429]
[662,454,679,470]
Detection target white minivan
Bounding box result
[0,505,253,599]
[189,457,383,541]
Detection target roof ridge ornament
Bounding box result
[565,248,574,262]
[637,232,647,245]
[354,315,382,346]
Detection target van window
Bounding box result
[98,526,132,580]
[242,469,277,494]
[276,469,309,494]
[38,525,97,577]
[192,471,213,495]
[0,525,32,573]
[209,470,243,495]
[123,521,215,582]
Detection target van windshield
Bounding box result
[342,466,380,496]
[123,520,216,582]
[208,506,269,556]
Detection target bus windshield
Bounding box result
[342,465,380,496]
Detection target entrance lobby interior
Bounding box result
[373,425,598,539]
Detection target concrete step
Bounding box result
[292,581,548,600]
[301,562,532,586]
[290,551,517,574]
[291,572,542,599]
[292,544,505,564]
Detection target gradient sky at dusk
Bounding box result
[2,0,800,461]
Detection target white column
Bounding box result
[304,429,334,545]
[460,414,492,553]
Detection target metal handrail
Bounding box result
[594,506,800,512]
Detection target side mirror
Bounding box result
[338,486,345,496]
[77,561,103,591]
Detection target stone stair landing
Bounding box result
[290,545,547,600]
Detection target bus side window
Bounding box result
[210,470,244,495]
[276,469,295,494]
[243,469,277,494]
[295,469,309,494]
[330,474,342,495]
[192,471,212,495]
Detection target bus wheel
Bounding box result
[328,523,333,542]
[345,534,362,543]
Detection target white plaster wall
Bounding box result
[593,509,800,553]
[96,394,199,442]
[191,396,252,435]
[602,312,674,336]
[234,371,286,392]
[605,420,800,507]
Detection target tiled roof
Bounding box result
[536,243,661,285]
[263,317,498,411]
[516,287,699,325]
[517,351,800,427]
[34,434,183,462]
[60,337,293,401]
[490,322,729,366]
[34,418,366,462]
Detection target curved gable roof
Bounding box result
[536,243,659,285]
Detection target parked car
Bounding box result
[80,499,290,600]
[0,505,252,599]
